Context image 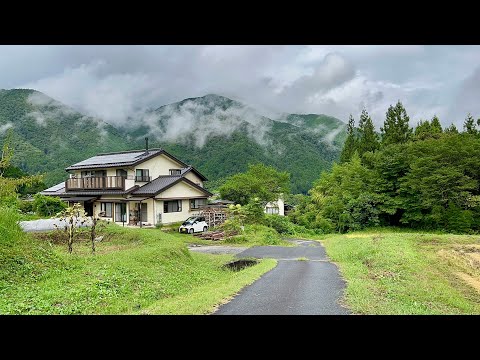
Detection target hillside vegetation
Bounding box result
[0,90,346,193]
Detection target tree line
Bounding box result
[290,101,480,233]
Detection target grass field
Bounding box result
[0,212,276,315]
[309,229,480,314]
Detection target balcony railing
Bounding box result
[135,176,152,182]
[66,176,125,191]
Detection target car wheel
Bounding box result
[189,228,194,234]
[203,226,208,232]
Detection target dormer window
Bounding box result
[169,169,182,175]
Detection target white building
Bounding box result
[41,148,212,226]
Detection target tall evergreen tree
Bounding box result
[380,101,413,145]
[414,116,443,140]
[445,123,459,134]
[430,115,443,134]
[463,113,478,135]
[357,109,379,156]
[339,114,357,163]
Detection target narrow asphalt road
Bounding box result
[214,239,349,315]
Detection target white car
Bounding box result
[179,216,209,234]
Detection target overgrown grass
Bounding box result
[224,224,293,246]
[0,219,275,314]
[313,230,480,314]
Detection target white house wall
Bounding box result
[183,171,204,187]
[156,180,207,199]
[265,198,285,216]
[156,199,196,224]
[135,154,184,179]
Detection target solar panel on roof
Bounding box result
[69,150,160,167]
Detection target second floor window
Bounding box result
[116,169,128,178]
[82,170,106,177]
[169,169,182,175]
[135,169,150,182]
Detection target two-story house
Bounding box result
[41,148,212,226]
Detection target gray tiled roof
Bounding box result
[41,182,138,196]
[65,149,163,170]
[132,176,182,195]
[42,182,65,194]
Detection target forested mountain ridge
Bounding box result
[0,90,346,193]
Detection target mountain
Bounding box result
[0,89,130,185]
[121,94,347,193]
[0,90,346,194]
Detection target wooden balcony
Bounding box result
[66,176,125,191]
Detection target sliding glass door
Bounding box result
[115,203,127,222]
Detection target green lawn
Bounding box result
[309,229,480,314]
[0,220,276,314]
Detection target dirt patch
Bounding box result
[455,272,480,294]
[370,270,398,281]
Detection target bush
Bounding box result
[18,200,34,214]
[155,223,163,229]
[264,214,295,234]
[33,194,66,216]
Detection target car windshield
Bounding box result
[183,217,197,225]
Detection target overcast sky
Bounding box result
[1,45,479,129]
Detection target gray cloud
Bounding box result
[447,66,480,126]
[0,45,477,136]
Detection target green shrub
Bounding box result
[33,194,66,216]
[155,223,163,229]
[18,200,34,214]
[264,214,295,234]
[262,232,281,245]
[224,235,248,244]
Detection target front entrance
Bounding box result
[84,201,94,216]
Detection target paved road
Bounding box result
[19,217,93,232]
[188,245,248,255]
[214,239,349,315]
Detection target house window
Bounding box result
[190,198,206,210]
[164,200,182,213]
[100,202,113,217]
[116,169,128,178]
[169,169,182,175]
[266,207,279,215]
[82,170,106,177]
[135,169,150,182]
